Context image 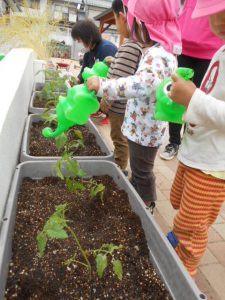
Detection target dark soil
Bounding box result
[5,176,171,300]
[29,121,106,157]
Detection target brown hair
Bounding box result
[131,19,154,46]
[71,19,102,46]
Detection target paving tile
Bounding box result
[156,188,168,202]
[156,200,176,227]
[212,224,225,240]
[208,227,223,243]
[214,215,225,224]
[200,248,218,266]
[161,188,171,200]
[154,209,171,234]
[195,269,215,293]
[200,264,225,300]
[208,242,225,267]
[156,165,176,183]
[156,174,172,190]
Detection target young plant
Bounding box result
[88,244,123,281]
[37,69,69,107]
[89,180,105,204]
[37,205,124,280]
[37,203,91,270]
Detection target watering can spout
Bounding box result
[42,124,70,138]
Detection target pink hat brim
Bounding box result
[192,2,225,18]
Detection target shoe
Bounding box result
[160,143,179,160]
[145,202,155,215]
[91,111,106,118]
[167,231,179,248]
[100,117,110,126]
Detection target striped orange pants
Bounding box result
[170,163,225,277]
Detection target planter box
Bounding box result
[29,91,64,114]
[20,114,113,162]
[0,161,204,300]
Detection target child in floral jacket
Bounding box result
[87,0,181,213]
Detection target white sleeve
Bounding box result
[183,88,225,131]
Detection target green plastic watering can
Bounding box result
[42,61,109,138]
[155,68,194,124]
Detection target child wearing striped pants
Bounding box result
[167,0,225,278]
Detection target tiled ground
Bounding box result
[95,119,225,300]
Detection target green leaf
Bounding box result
[37,232,47,257]
[55,159,64,180]
[112,259,123,281]
[55,133,68,150]
[46,226,68,239]
[66,178,85,193]
[96,253,108,279]
[90,183,105,199]
[74,130,84,141]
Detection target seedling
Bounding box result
[37,204,91,271]
[89,180,105,204]
[88,244,123,281]
[37,204,124,280]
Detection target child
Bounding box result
[167,0,225,278]
[87,0,181,214]
[101,0,143,174]
[160,0,224,161]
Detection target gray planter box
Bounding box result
[0,161,205,300]
[20,114,114,162]
[29,91,66,114]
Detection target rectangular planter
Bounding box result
[20,114,114,162]
[0,161,204,300]
[29,91,66,114]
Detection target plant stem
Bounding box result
[66,225,91,271]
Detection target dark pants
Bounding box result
[128,139,158,203]
[169,54,211,145]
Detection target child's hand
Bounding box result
[86,77,100,93]
[169,74,197,108]
[104,56,114,67]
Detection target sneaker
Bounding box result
[100,117,110,126]
[160,143,179,160]
[145,202,155,215]
[167,231,179,248]
[91,111,106,118]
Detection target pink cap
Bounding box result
[128,0,182,54]
[192,0,225,18]
[122,0,129,6]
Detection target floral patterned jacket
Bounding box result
[97,44,177,147]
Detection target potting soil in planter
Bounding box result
[5,175,171,300]
[33,92,66,109]
[30,121,106,156]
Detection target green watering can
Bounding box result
[42,61,109,138]
[155,68,194,124]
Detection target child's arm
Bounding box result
[184,89,225,130]
[87,54,166,101]
[170,75,225,130]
